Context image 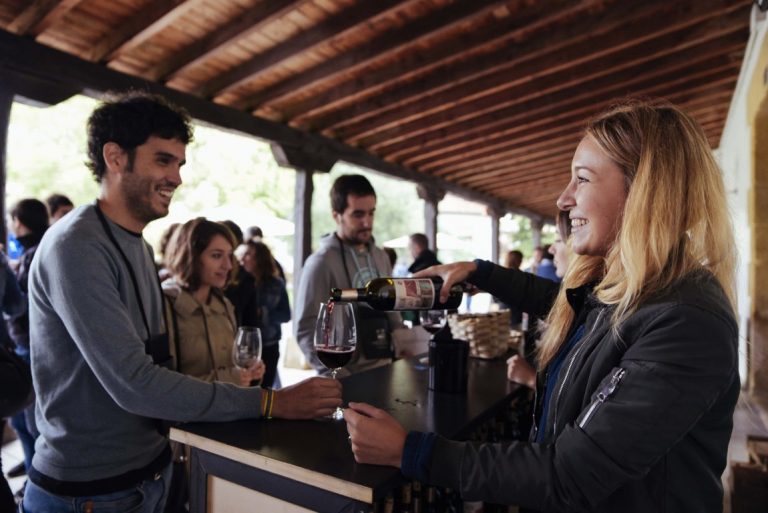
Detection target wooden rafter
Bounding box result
[144,0,299,82]
[360,8,748,153]
[233,0,516,111]
[87,0,189,63]
[193,0,410,98]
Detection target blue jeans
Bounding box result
[20,463,172,513]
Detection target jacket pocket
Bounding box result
[578,367,626,429]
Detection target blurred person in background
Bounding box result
[407,233,441,274]
[238,240,290,388]
[6,198,49,489]
[45,194,74,224]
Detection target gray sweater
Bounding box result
[29,204,262,482]
[294,233,401,376]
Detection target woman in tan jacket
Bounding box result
[163,218,264,386]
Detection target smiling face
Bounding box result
[334,194,376,248]
[556,136,629,258]
[118,136,186,228]
[549,237,568,278]
[197,234,234,290]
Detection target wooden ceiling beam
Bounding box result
[86,0,187,62]
[410,77,737,174]
[193,0,410,98]
[397,61,742,170]
[145,0,299,82]
[6,0,84,36]
[430,85,736,177]
[0,29,527,219]
[320,0,746,138]
[464,107,729,192]
[363,16,747,153]
[421,86,737,177]
[233,0,517,111]
[285,0,611,125]
[28,0,86,36]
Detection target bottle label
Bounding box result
[393,279,435,309]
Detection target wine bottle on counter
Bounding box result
[330,277,463,311]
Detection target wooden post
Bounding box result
[530,217,543,249]
[487,205,505,265]
[293,169,313,289]
[416,184,445,253]
[0,86,13,247]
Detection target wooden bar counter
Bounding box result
[170,354,524,513]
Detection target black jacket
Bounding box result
[408,249,441,274]
[430,264,738,513]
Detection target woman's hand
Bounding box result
[412,261,478,303]
[506,355,536,389]
[238,360,266,386]
[344,402,406,467]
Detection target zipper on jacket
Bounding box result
[578,367,626,428]
[552,308,605,436]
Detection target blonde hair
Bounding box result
[537,100,736,369]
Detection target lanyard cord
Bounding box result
[94,202,161,340]
[334,233,379,288]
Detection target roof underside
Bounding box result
[0,0,752,219]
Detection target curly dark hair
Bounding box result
[86,91,193,183]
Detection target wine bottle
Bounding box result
[330,277,463,311]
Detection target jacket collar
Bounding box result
[565,281,600,313]
[165,282,228,316]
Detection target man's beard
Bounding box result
[121,159,167,225]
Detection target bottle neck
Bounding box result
[331,288,364,302]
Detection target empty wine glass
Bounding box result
[314,301,356,420]
[232,326,262,382]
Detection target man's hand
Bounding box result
[270,377,342,419]
[412,261,478,303]
[344,402,406,467]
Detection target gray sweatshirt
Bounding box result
[29,204,262,482]
[294,233,401,376]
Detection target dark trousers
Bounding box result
[0,420,15,513]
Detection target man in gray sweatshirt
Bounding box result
[295,174,402,377]
[23,92,341,512]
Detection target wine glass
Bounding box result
[419,309,447,334]
[232,326,262,384]
[314,301,356,420]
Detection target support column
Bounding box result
[487,206,506,265]
[0,86,13,247]
[530,217,543,249]
[416,184,446,252]
[293,169,313,289]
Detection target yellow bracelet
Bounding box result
[261,388,270,417]
[267,388,275,419]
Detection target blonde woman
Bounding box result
[163,218,264,385]
[345,101,738,513]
